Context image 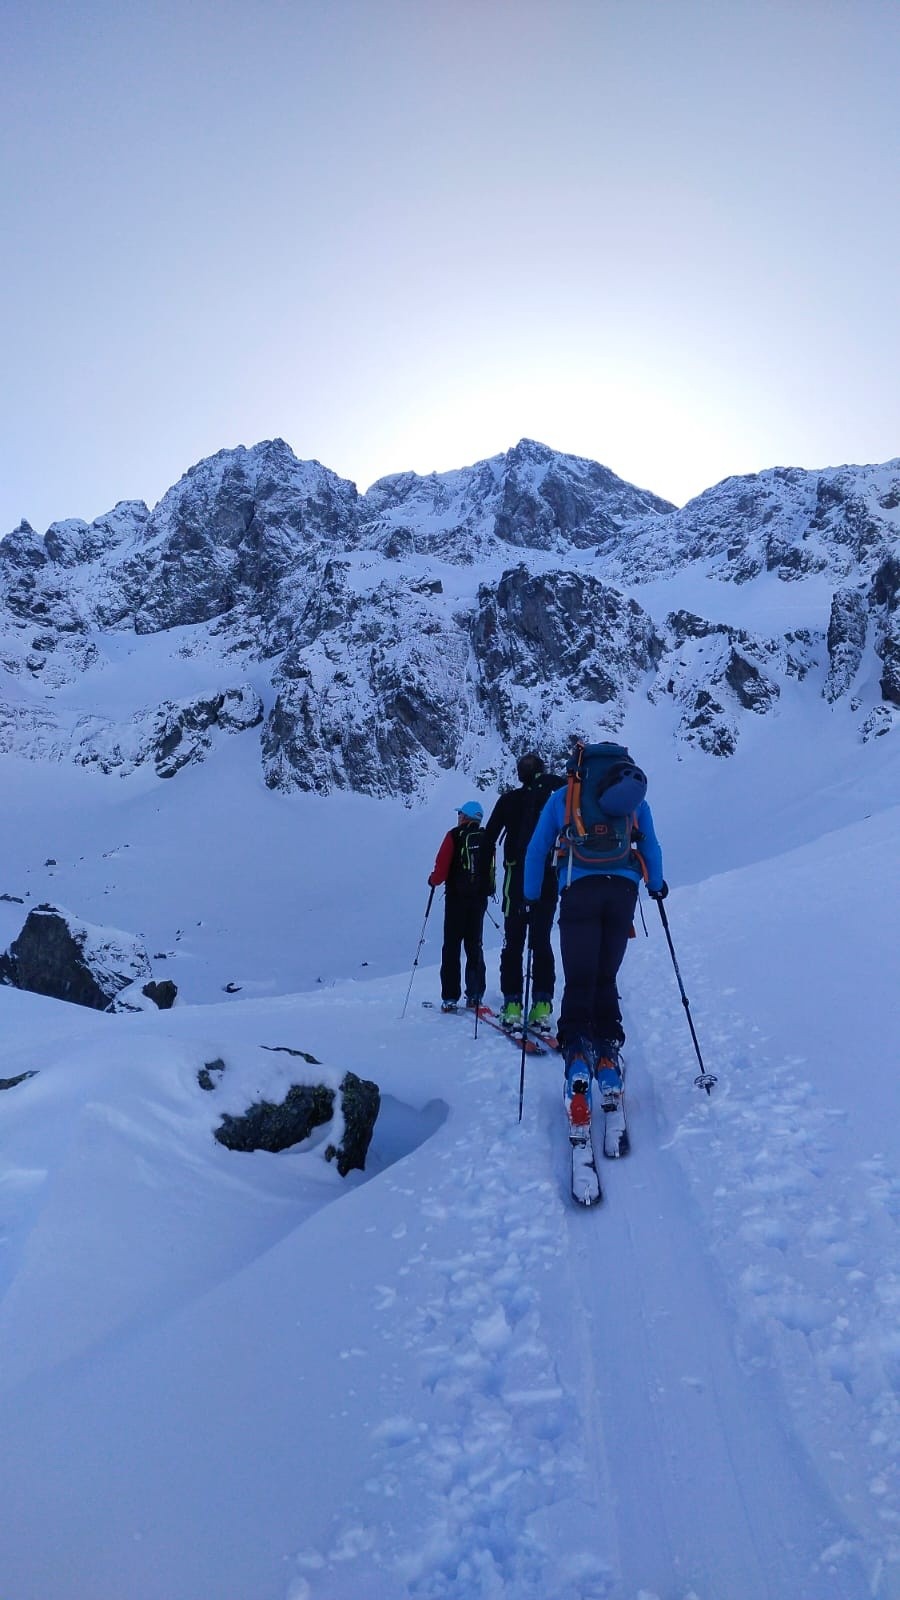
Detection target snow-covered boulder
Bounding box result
[110,978,179,1014]
[0,904,153,1011]
[208,1046,380,1176]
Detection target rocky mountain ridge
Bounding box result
[1,438,897,796]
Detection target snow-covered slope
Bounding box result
[0,793,897,1598]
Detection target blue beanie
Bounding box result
[457,800,484,821]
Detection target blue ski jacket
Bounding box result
[523,787,664,901]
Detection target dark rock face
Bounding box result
[142,979,177,1010]
[198,1058,226,1091]
[361,439,673,562]
[681,691,738,757]
[612,463,900,588]
[0,905,152,1009]
[724,648,781,713]
[152,688,263,777]
[471,565,664,762]
[69,686,264,777]
[262,572,470,796]
[491,440,673,551]
[334,1072,381,1175]
[121,441,361,635]
[656,612,782,754]
[0,1070,38,1091]
[878,626,900,706]
[214,1061,380,1176]
[824,588,868,702]
[870,556,900,706]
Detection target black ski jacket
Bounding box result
[483,773,566,910]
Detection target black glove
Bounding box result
[523,899,539,923]
[649,881,669,901]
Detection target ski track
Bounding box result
[288,1006,885,1600]
[639,955,900,1599]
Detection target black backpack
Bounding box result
[453,823,495,896]
[554,741,648,881]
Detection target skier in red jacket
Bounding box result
[428,801,493,1012]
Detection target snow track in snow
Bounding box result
[543,1053,867,1599]
[297,1010,871,1599]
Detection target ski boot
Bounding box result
[499,998,523,1031]
[595,1039,628,1158]
[563,1043,593,1145]
[527,999,554,1033]
[594,1040,623,1110]
[440,1000,459,1014]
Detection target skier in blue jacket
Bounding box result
[523,772,666,1085]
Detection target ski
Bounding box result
[565,1057,602,1205]
[475,1004,550,1055]
[597,1053,629,1160]
[421,1000,477,1015]
[570,1131,602,1205]
[601,1089,630,1159]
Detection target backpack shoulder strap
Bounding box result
[563,741,587,839]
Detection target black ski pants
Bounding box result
[557,874,638,1051]
[499,890,557,1002]
[440,893,487,1003]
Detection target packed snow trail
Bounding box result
[540,1054,865,1599]
[282,1003,871,1600]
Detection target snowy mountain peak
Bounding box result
[1,438,898,797]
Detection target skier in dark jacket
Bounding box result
[428,801,493,1012]
[482,752,566,1032]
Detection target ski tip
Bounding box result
[603,1139,630,1160]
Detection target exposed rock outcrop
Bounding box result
[212,1050,380,1176]
[470,565,664,763]
[824,588,868,702]
[70,686,264,777]
[0,904,153,1010]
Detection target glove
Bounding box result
[428,874,437,888]
[649,880,669,901]
[523,899,539,923]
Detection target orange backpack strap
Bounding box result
[563,741,587,839]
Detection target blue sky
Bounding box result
[2,0,898,534]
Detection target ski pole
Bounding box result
[400,886,435,1019]
[655,899,717,1094]
[518,921,534,1122]
[473,941,484,1041]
